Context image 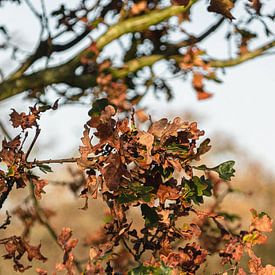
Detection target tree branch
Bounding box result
[0,211,11,230]
[0,2,196,101]
[8,29,91,81]
[208,39,275,68]
[0,36,274,102]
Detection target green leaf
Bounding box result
[88,98,110,117]
[38,164,53,174]
[182,176,212,205]
[194,160,235,181]
[129,264,173,275]
[117,183,154,204]
[218,212,240,222]
[196,138,211,157]
[193,176,208,196]
[213,161,235,181]
[141,204,159,228]
[117,193,137,204]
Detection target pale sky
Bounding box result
[0,0,275,174]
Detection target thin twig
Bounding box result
[29,157,80,165]
[0,120,12,140]
[0,211,11,230]
[25,127,41,161]
[40,0,51,38]
[29,180,83,273]
[122,238,139,262]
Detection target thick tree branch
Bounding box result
[68,1,197,66]
[0,2,196,101]
[1,39,274,101]
[9,29,91,81]
[208,39,275,68]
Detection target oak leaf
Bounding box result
[137,131,154,164]
[207,0,235,20]
[157,184,180,204]
[250,209,273,232]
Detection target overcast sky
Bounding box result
[0,0,275,175]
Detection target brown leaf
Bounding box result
[237,268,247,275]
[148,118,168,138]
[136,109,149,123]
[232,244,244,262]
[102,153,129,190]
[250,209,273,232]
[157,184,180,204]
[32,178,48,200]
[77,125,94,168]
[36,268,47,275]
[160,117,189,144]
[24,242,47,262]
[167,158,182,172]
[1,236,47,271]
[259,265,275,275]
[207,0,235,20]
[192,73,213,100]
[137,131,154,164]
[131,1,147,15]
[0,135,21,166]
[249,0,262,14]
[10,109,38,130]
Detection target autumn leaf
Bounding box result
[36,268,47,275]
[157,184,180,204]
[77,125,94,168]
[102,153,130,190]
[137,131,154,164]
[207,0,235,20]
[131,1,147,15]
[192,73,213,100]
[148,118,168,138]
[32,178,48,200]
[249,0,262,14]
[10,109,38,130]
[135,109,149,123]
[24,242,47,262]
[250,209,273,232]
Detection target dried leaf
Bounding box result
[32,178,48,199]
[249,0,262,14]
[137,131,154,164]
[207,0,235,20]
[250,209,273,232]
[157,184,180,204]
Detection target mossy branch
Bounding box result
[0,2,196,101]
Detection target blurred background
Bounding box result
[0,0,275,274]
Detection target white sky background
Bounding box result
[0,0,275,174]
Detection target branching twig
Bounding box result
[29,180,83,273]
[25,127,41,161]
[0,211,11,230]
